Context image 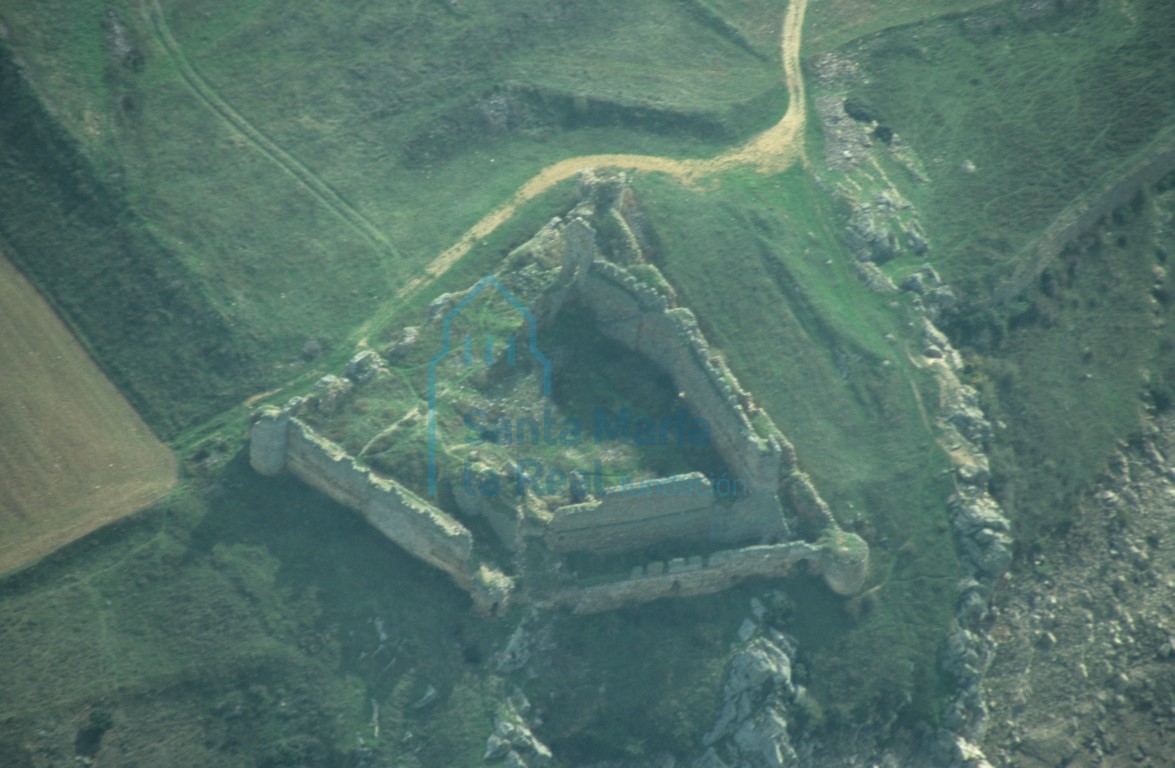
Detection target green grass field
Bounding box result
[823,0,1175,545]
[841,0,1175,296]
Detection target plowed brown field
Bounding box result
[0,252,176,573]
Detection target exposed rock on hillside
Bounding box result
[844,193,929,265]
[483,691,552,768]
[697,627,799,768]
[981,413,1175,767]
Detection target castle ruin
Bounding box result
[249,170,868,615]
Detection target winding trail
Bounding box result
[399,0,810,300]
[149,0,807,307]
[144,0,397,261]
[150,0,808,396]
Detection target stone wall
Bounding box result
[993,128,1175,305]
[575,259,791,496]
[250,407,514,613]
[453,487,523,553]
[546,473,718,554]
[545,473,796,554]
[542,540,860,614]
[246,172,866,616]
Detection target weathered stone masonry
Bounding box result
[250,407,514,614]
[249,170,869,613]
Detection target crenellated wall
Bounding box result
[542,540,851,614]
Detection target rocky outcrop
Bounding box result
[980,413,1175,767]
[886,271,1009,758]
[695,628,799,768]
[482,691,552,768]
[949,490,1012,581]
[844,190,929,265]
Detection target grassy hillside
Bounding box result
[0,42,263,435]
[842,0,1175,296]
[634,167,958,724]
[0,0,788,439]
[0,468,510,768]
[4,0,1175,762]
[825,0,1175,545]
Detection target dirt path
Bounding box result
[227,0,808,395]
[149,0,805,313]
[143,0,397,261]
[0,253,177,574]
[394,0,810,301]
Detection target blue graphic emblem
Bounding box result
[426,275,552,497]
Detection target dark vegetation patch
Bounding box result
[0,459,522,767]
[0,454,761,764]
[526,593,741,762]
[958,186,1175,548]
[0,42,258,437]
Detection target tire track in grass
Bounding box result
[143,0,397,262]
[236,0,808,397]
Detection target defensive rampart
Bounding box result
[247,170,867,614]
[543,534,867,614]
[545,473,794,554]
[574,259,791,495]
[250,407,514,613]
